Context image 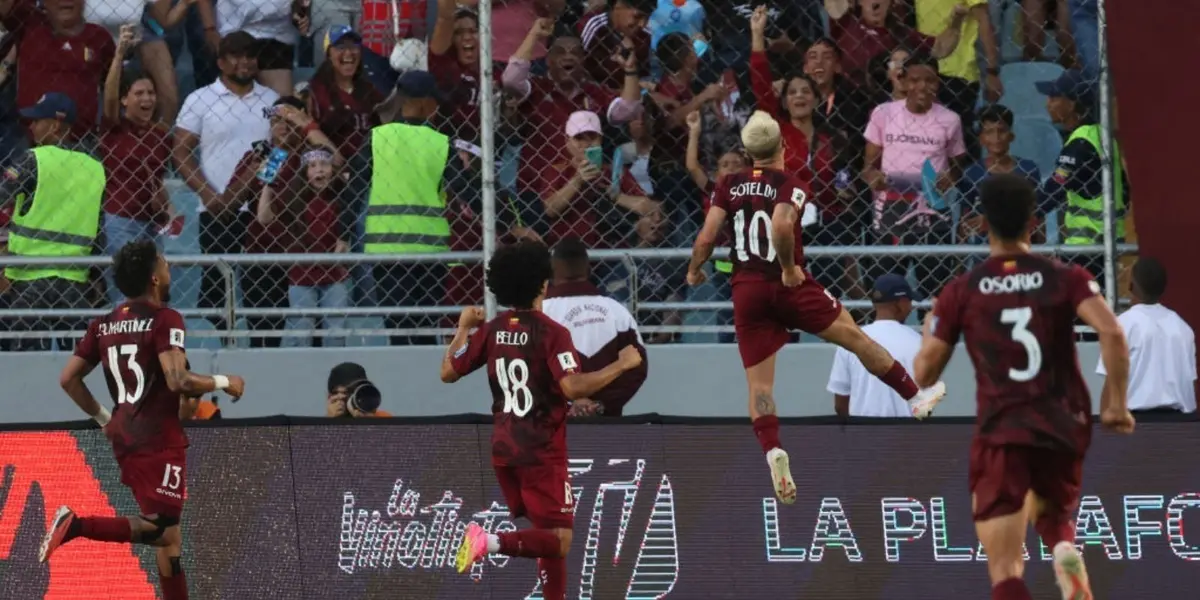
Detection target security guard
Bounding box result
[2,93,104,351]
[1038,70,1129,274]
[348,70,454,345]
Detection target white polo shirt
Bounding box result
[1096,303,1197,413]
[175,80,279,211]
[827,320,922,417]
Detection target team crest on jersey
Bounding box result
[752,169,762,178]
[1003,260,1017,271]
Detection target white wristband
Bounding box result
[93,406,111,427]
[212,375,230,391]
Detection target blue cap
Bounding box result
[395,70,445,103]
[324,24,362,52]
[1035,69,1096,104]
[19,92,77,124]
[871,274,914,303]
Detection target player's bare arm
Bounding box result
[1077,295,1135,433]
[441,306,486,383]
[59,356,110,426]
[687,205,726,286]
[770,201,804,287]
[559,345,643,400]
[158,348,244,398]
[914,334,954,389]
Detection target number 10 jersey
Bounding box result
[710,167,812,282]
[74,300,189,457]
[450,310,583,467]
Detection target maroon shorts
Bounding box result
[731,276,842,368]
[117,447,187,518]
[968,439,1082,522]
[495,462,575,529]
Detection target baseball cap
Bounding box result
[1035,69,1096,104]
[394,70,446,103]
[565,111,602,137]
[19,93,77,124]
[219,30,258,58]
[871,274,914,303]
[324,24,362,53]
[328,362,368,393]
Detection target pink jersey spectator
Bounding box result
[864,99,965,176]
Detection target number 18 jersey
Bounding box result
[74,300,189,457]
[710,167,811,281]
[932,254,1100,454]
[450,310,582,467]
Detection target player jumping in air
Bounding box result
[442,241,642,600]
[687,111,947,504]
[914,174,1135,600]
[41,240,246,600]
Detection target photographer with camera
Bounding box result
[326,362,392,418]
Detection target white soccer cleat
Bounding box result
[766,447,797,505]
[909,381,947,420]
[1053,541,1094,600]
[39,505,76,563]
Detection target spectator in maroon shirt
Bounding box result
[428,0,502,144]
[578,0,652,89]
[256,148,351,348]
[307,25,384,159]
[99,25,176,303]
[503,19,643,196]
[539,110,658,248]
[823,0,965,85]
[0,0,115,143]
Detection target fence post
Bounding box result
[479,0,498,319]
[1097,0,1118,308]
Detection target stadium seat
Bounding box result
[999,62,1063,120]
[184,318,225,351]
[1011,118,1063,181]
[990,0,1024,64]
[343,316,389,347]
[293,67,316,84]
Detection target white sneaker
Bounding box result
[909,381,946,420]
[766,448,796,505]
[1052,541,1093,600]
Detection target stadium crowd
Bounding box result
[0,0,1127,350]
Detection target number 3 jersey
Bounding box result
[932,254,1099,454]
[451,310,582,467]
[75,300,189,456]
[709,167,812,281]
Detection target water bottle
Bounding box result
[257,147,290,184]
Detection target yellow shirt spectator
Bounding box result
[917,0,989,82]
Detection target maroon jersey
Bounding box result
[710,167,812,281]
[74,300,188,456]
[451,310,582,467]
[932,254,1101,453]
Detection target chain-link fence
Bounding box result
[0,0,1133,350]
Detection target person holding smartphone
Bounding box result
[538,110,660,249]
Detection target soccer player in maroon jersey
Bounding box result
[913,174,1135,600]
[441,241,643,600]
[40,240,246,600]
[687,111,947,504]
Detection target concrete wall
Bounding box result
[3,343,1107,423]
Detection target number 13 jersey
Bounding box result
[451,310,583,467]
[75,300,189,456]
[932,254,1100,454]
[710,167,811,282]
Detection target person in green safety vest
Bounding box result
[1,93,105,351]
[345,70,455,346]
[1037,70,1130,284]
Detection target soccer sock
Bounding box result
[991,577,1032,600]
[752,415,781,454]
[71,516,132,543]
[879,361,920,400]
[497,529,561,559]
[159,570,188,600]
[538,557,567,600]
[1035,515,1076,550]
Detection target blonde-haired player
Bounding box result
[687,111,946,503]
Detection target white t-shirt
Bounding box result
[1096,303,1197,412]
[175,80,279,211]
[217,0,298,45]
[826,320,922,417]
[85,0,152,33]
[542,294,643,359]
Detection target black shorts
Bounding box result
[254,38,295,71]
